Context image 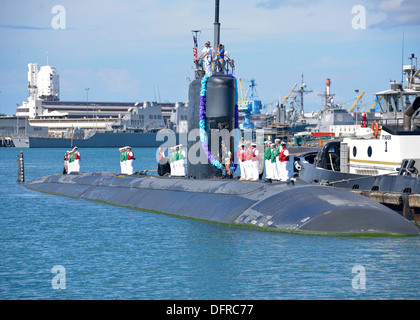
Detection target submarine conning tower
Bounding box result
[187,0,237,179]
[187,75,237,179]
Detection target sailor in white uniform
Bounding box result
[178,144,186,176]
[126,146,135,175]
[269,143,277,180]
[237,143,246,180]
[263,141,271,180]
[244,141,252,180]
[278,141,290,181]
[169,147,174,176]
[251,143,259,181]
[72,147,81,172]
[198,41,214,76]
[274,139,281,181]
[119,147,126,174]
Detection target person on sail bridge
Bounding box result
[216,44,225,73]
[198,41,214,76]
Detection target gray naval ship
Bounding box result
[23,1,419,236]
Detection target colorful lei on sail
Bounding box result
[199,74,239,170]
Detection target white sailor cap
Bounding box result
[270,143,275,146]
[281,141,286,145]
[251,143,257,146]
[275,138,280,142]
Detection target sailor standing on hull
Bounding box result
[126,146,135,175]
[73,147,81,172]
[67,147,81,173]
[274,139,281,181]
[251,143,259,181]
[157,147,168,176]
[170,147,176,176]
[172,145,177,176]
[178,144,186,176]
[270,143,277,180]
[278,141,290,181]
[244,141,252,180]
[67,151,74,173]
[119,147,127,174]
[221,141,232,178]
[63,151,70,174]
[237,143,246,180]
[263,141,271,180]
[174,145,180,176]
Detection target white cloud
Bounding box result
[373,0,420,28]
[377,0,404,11]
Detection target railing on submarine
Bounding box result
[194,58,235,79]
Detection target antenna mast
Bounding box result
[214,0,220,49]
[295,73,313,114]
[401,31,404,84]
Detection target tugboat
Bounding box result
[22,1,419,236]
[294,57,420,223]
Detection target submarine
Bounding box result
[23,1,419,236]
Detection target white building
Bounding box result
[17,63,60,118]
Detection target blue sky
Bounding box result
[0,0,419,115]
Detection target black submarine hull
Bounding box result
[24,172,419,236]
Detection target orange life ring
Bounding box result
[371,121,379,137]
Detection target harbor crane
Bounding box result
[237,78,262,129]
[348,90,365,113]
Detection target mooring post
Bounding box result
[17,151,25,183]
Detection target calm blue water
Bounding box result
[0,147,419,300]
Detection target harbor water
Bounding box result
[0,148,419,300]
